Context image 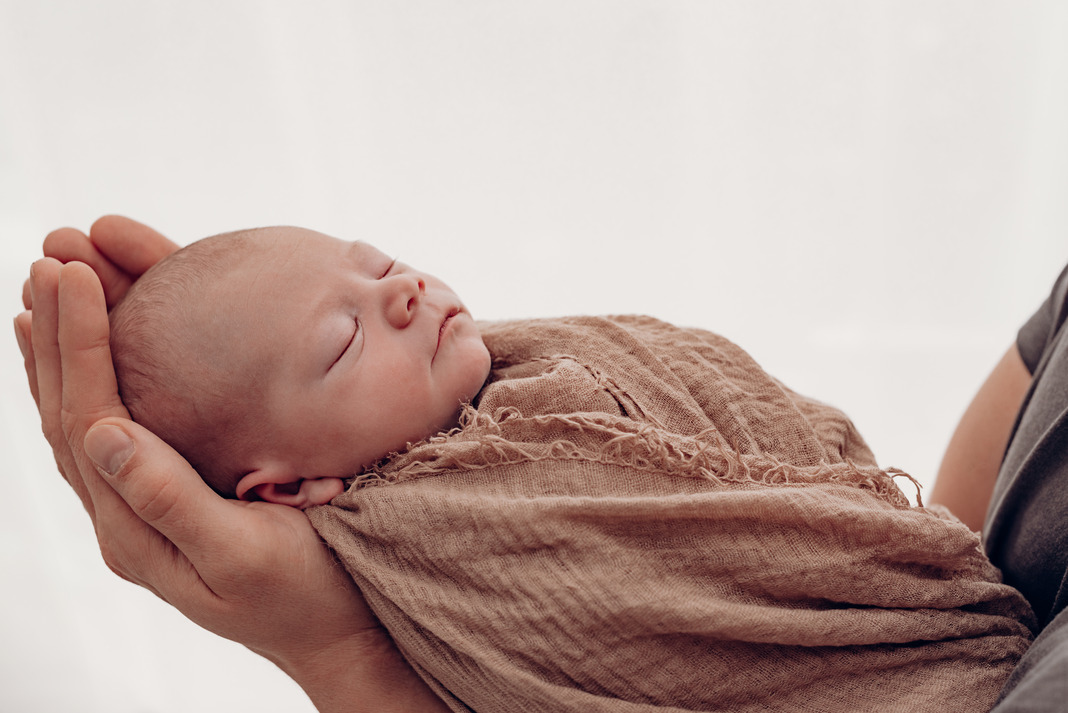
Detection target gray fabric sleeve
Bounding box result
[992,263,1068,709]
[1017,263,1068,375]
[989,606,1068,712]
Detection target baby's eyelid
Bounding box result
[330,317,359,371]
[381,258,397,278]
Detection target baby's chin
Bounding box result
[466,335,493,395]
[370,397,484,470]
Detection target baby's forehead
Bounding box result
[205,230,354,306]
[198,229,392,307]
[245,230,389,271]
[219,228,337,274]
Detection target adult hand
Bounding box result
[21,215,179,311]
[15,219,447,713]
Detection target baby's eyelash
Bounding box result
[331,318,359,370]
[381,258,397,278]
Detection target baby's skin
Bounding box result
[110,227,492,508]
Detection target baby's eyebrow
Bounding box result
[345,240,370,267]
[348,240,391,270]
[348,240,377,259]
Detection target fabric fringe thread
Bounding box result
[353,404,916,509]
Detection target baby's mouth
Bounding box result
[434,308,461,360]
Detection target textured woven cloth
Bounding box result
[308,315,1034,713]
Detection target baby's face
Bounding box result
[206,227,491,483]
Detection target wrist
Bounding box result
[269,629,450,713]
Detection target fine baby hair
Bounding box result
[109,229,266,497]
[109,226,491,508]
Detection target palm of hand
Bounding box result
[171,498,381,657]
[18,216,381,675]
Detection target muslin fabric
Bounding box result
[308,316,1033,713]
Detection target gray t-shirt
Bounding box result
[985,263,1068,628]
[986,263,1068,709]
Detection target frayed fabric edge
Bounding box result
[351,405,914,509]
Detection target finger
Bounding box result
[90,215,180,277]
[30,259,83,496]
[50,260,127,517]
[16,311,59,484]
[81,421,198,601]
[57,262,233,595]
[84,418,235,611]
[22,277,31,310]
[30,258,63,439]
[55,262,131,516]
[14,311,39,409]
[57,261,129,431]
[44,226,134,309]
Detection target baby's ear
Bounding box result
[235,468,345,509]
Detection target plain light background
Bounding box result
[2,2,1067,711]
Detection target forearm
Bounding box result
[930,344,1031,531]
[275,630,451,713]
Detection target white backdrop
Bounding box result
[2,2,1067,711]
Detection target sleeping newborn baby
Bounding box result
[108,226,492,508]
[110,226,1034,713]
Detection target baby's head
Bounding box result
[109,226,492,508]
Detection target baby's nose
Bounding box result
[385,274,426,328]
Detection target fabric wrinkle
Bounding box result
[309,315,1034,713]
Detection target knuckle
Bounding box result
[43,414,68,451]
[60,396,122,442]
[97,533,143,588]
[104,559,135,585]
[98,538,124,576]
[59,407,80,444]
[51,456,71,485]
[81,333,113,357]
[130,475,181,526]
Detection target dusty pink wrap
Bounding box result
[308,315,1033,712]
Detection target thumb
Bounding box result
[84,419,137,477]
[84,417,235,555]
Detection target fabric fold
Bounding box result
[309,315,1033,712]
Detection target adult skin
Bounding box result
[15,216,448,713]
[929,345,1032,532]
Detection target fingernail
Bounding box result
[13,317,27,357]
[85,424,135,476]
[28,264,37,302]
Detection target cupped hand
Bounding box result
[15,217,448,713]
[22,215,179,311]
